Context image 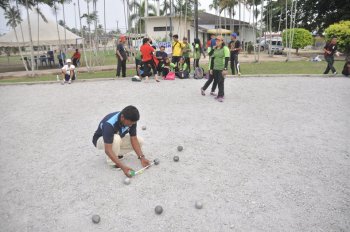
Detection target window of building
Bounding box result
[154,26,172,31]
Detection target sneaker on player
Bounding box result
[217,97,224,102]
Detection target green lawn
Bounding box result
[0,48,129,73]
[0,60,345,83]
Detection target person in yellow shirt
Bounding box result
[171,34,184,65]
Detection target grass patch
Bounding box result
[0,60,345,83]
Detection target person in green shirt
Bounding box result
[192,38,205,68]
[201,36,229,102]
[134,49,142,77]
[175,57,189,79]
[182,37,192,72]
[161,57,176,77]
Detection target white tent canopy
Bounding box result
[0,12,82,47]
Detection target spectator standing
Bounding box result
[182,37,192,72]
[323,37,339,75]
[171,34,184,65]
[228,33,242,76]
[116,36,128,78]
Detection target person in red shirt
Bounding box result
[140,38,159,82]
[71,49,81,67]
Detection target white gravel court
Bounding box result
[0,76,349,232]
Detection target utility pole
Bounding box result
[194,0,198,39]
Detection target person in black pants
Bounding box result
[228,33,242,76]
[323,37,339,75]
[201,36,230,102]
[116,36,128,77]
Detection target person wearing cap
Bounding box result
[228,33,242,76]
[201,36,230,102]
[182,37,192,72]
[92,105,150,177]
[61,58,75,84]
[171,34,185,65]
[115,35,129,78]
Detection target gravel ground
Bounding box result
[0,76,349,232]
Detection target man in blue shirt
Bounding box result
[92,105,150,177]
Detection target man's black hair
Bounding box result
[121,105,140,121]
[160,45,165,49]
[142,38,149,44]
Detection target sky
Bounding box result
[0,0,251,35]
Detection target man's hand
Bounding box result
[209,70,213,75]
[120,56,124,61]
[222,70,228,76]
[140,157,150,167]
[121,166,134,177]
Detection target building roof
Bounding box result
[198,12,250,26]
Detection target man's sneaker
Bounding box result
[210,92,217,96]
[217,97,224,102]
[238,72,241,76]
[68,80,71,84]
[118,155,124,160]
[333,71,337,76]
[132,76,141,82]
[201,88,205,96]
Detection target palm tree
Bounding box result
[129,0,157,33]
[52,3,63,64]
[0,0,9,10]
[35,4,48,69]
[4,6,29,72]
[24,0,35,75]
[77,0,90,70]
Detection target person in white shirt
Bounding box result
[61,58,76,84]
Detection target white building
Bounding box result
[143,12,256,47]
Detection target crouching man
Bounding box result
[92,105,150,177]
[61,58,76,84]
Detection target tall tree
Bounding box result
[129,0,157,33]
[4,6,29,72]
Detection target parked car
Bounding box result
[255,37,284,54]
[268,38,284,54]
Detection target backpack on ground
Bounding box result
[193,67,204,79]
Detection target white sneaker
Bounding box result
[333,72,337,76]
[68,80,71,84]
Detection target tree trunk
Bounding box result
[54,5,62,66]
[14,29,29,73]
[25,0,35,76]
[62,2,67,53]
[78,0,90,71]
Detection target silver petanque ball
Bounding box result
[124,178,131,185]
[177,145,183,151]
[154,159,160,165]
[173,156,179,162]
[195,201,203,209]
[92,214,101,224]
[155,205,163,215]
